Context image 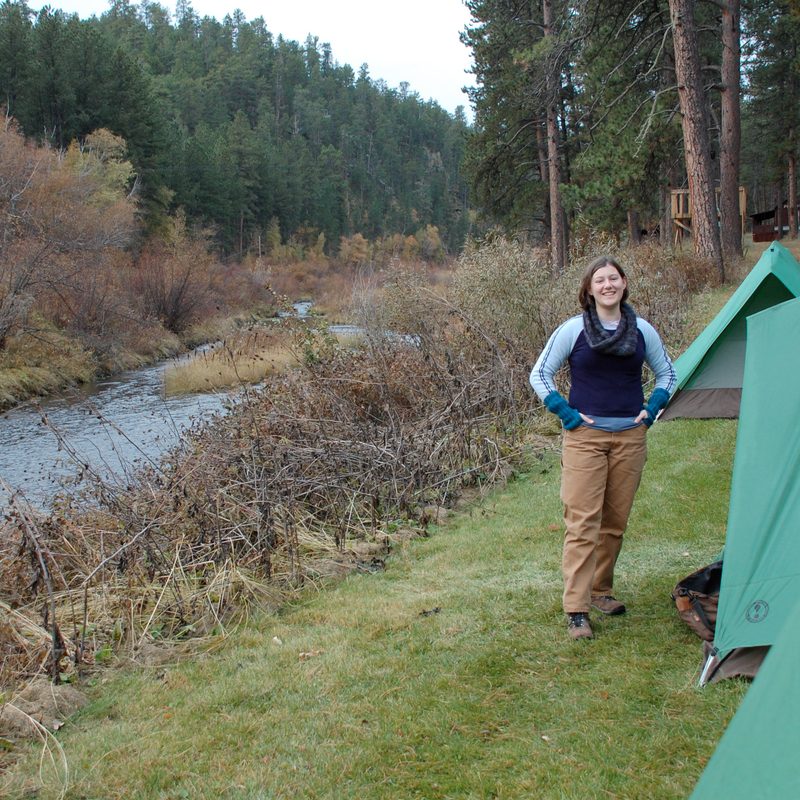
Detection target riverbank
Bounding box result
[0,252,455,411]
[0,306,277,412]
[2,416,746,799]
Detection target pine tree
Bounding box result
[670,0,724,276]
[742,0,800,235]
[0,0,34,125]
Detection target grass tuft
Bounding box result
[164,329,299,395]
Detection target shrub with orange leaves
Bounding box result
[0,120,137,348]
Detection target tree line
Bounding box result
[4,0,796,285]
[463,0,800,278]
[0,0,472,258]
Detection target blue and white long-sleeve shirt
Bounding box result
[530,314,676,431]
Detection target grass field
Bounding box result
[3,417,746,799]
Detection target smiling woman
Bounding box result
[529,254,676,641]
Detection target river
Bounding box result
[0,353,232,511]
[0,304,387,511]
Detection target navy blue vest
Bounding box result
[567,331,646,417]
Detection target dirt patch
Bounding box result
[0,678,88,740]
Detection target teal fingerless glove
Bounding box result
[642,387,670,427]
[543,390,583,430]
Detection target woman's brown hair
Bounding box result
[578,255,629,310]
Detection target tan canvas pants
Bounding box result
[560,425,648,613]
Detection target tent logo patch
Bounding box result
[745,600,769,623]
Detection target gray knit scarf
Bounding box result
[582,302,639,356]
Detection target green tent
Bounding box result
[662,241,800,419]
[690,595,800,799]
[699,296,800,680]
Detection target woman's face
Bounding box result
[589,264,627,313]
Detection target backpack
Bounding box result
[671,560,722,641]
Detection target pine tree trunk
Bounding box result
[628,210,642,244]
[543,0,566,275]
[789,152,798,239]
[774,183,784,240]
[536,117,549,184]
[719,0,742,258]
[546,99,565,274]
[536,117,551,246]
[661,185,672,248]
[661,41,678,250]
[669,0,724,280]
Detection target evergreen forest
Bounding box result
[3,0,799,268]
[0,0,472,257]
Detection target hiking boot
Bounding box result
[591,595,626,616]
[567,612,593,640]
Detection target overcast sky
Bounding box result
[40,0,477,118]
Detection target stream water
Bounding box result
[0,302,396,511]
[0,353,232,511]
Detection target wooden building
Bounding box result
[670,187,747,245]
[750,205,797,242]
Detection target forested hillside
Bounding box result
[0,0,471,256]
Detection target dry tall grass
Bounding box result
[164,329,299,395]
[383,236,711,386]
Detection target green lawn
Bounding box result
[4,418,747,800]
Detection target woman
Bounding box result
[530,255,676,640]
